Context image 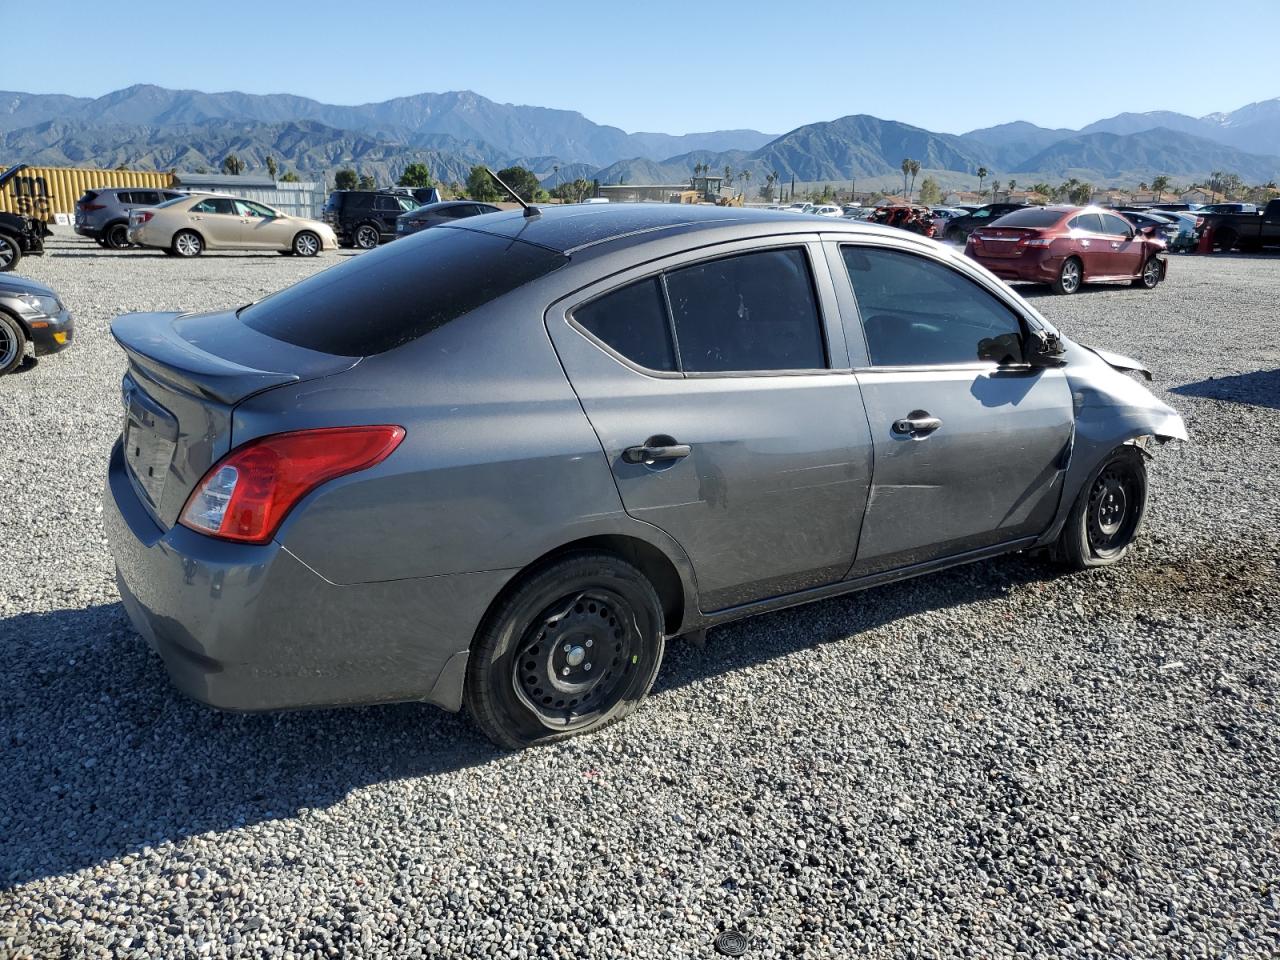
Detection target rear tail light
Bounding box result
[179,425,406,544]
[79,203,106,211]
[134,211,155,224]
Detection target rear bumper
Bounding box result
[103,440,514,712]
[968,248,1060,283]
[75,224,103,240]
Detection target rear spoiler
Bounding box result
[112,311,301,405]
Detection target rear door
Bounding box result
[546,239,874,611]
[1066,212,1107,278]
[832,240,1073,575]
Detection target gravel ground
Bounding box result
[1,232,1277,959]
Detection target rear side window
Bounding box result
[842,246,1025,367]
[324,193,343,212]
[241,228,568,356]
[574,277,677,372]
[665,248,827,372]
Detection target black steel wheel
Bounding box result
[354,223,380,249]
[466,552,665,748]
[1053,445,1148,569]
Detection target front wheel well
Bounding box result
[488,536,687,637]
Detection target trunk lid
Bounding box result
[112,309,358,527]
[971,226,1040,258]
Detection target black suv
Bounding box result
[323,191,421,249]
[0,167,51,273]
[943,202,1029,243]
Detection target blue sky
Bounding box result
[11,0,1280,135]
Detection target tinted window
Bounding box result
[115,192,135,204]
[1068,213,1104,233]
[992,208,1063,228]
[665,248,826,372]
[241,228,568,356]
[573,277,676,372]
[375,195,401,212]
[970,208,994,219]
[132,191,160,205]
[842,246,1025,367]
[191,198,237,215]
[1101,214,1133,237]
[324,193,343,212]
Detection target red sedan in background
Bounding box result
[965,206,1167,295]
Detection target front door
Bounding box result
[1100,212,1143,277]
[547,241,874,611]
[834,241,1074,575]
[237,200,293,249]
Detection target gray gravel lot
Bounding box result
[1,231,1277,959]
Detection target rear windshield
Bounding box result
[991,208,1063,228]
[240,227,568,356]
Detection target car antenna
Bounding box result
[485,167,540,218]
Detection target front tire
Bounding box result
[0,233,21,272]
[465,553,666,749]
[354,223,380,250]
[1052,256,1082,295]
[292,230,321,257]
[1053,445,1148,569]
[1132,257,1161,289]
[0,310,27,374]
[172,230,203,258]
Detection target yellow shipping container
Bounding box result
[0,165,175,221]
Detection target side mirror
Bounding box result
[1139,225,1155,238]
[1024,329,1066,367]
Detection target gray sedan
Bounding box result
[103,204,1186,747]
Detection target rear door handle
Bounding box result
[891,413,943,438]
[622,440,691,464]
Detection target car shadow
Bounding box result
[0,552,1049,887]
[1171,369,1280,410]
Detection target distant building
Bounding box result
[597,183,690,203]
[1180,187,1216,204]
[172,171,326,218]
[943,190,985,205]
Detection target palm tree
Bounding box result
[739,168,751,198]
[907,159,920,202]
[992,180,1003,201]
[976,166,988,197]
[1151,175,1170,201]
[772,169,781,202]
[1008,178,1017,195]
[901,158,911,201]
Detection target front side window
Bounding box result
[192,198,237,215]
[573,277,677,372]
[236,200,277,218]
[665,248,827,372]
[1101,214,1134,237]
[841,246,1025,367]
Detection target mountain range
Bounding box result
[2,85,1279,189]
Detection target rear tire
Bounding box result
[1215,228,1237,253]
[172,230,203,258]
[104,222,130,249]
[1053,445,1147,570]
[1052,256,1082,295]
[1132,257,1161,289]
[946,227,966,244]
[0,233,21,272]
[0,310,27,374]
[465,552,666,749]
[354,223,380,249]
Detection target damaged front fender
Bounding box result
[1035,339,1188,547]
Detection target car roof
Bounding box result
[442,202,889,256]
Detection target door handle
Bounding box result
[622,440,691,464]
[891,413,943,438]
